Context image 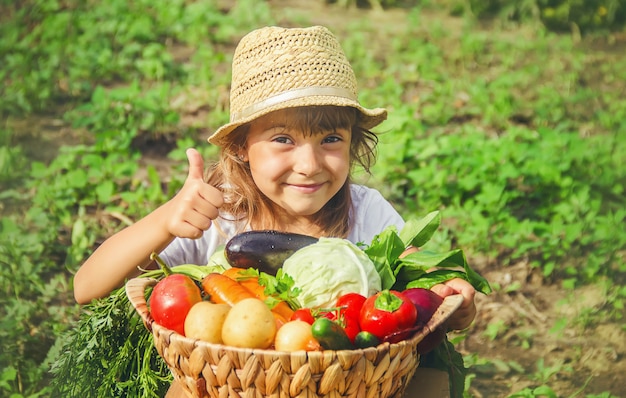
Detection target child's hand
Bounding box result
[163,148,224,239]
[399,248,477,330]
[430,278,476,331]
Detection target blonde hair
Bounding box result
[206,106,378,238]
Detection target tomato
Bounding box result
[359,290,417,343]
[149,274,202,336]
[336,292,366,321]
[290,308,315,324]
[334,293,365,342]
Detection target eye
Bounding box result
[264,125,292,144]
[322,128,349,144]
[322,135,342,144]
[272,135,293,144]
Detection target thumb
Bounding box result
[185,148,205,181]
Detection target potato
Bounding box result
[274,320,321,352]
[184,302,230,343]
[221,298,276,349]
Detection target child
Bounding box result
[74,25,476,397]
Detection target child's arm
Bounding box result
[73,149,223,304]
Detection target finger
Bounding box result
[430,283,454,298]
[186,148,205,181]
[189,194,220,220]
[443,279,476,304]
[171,206,214,239]
[197,183,225,210]
[184,211,213,233]
[178,223,205,240]
[399,246,418,258]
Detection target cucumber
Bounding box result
[354,331,380,349]
[225,230,318,275]
[311,317,355,351]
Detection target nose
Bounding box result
[293,144,323,176]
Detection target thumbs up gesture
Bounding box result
[163,148,224,239]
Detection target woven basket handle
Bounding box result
[427,294,463,332]
[402,294,464,344]
[125,277,158,331]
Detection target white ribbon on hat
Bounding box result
[231,86,357,122]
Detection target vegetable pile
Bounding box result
[50,211,491,398]
[155,264,430,352]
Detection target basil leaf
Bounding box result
[364,226,404,290]
[394,249,491,294]
[396,249,467,269]
[399,210,441,248]
[403,269,466,290]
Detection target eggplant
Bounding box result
[225,230,318,275]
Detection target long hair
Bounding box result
[206,105,378,238]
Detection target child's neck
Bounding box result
[253,217,323,238]
[284,223,323,238]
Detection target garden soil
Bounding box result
[11,1,626,397]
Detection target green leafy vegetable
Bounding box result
[363,226,404,289]
[207,244,230,268]
[49,262,215,397]
[399,211,442,248]
[241,267,302,310]
[49,279,171,397]
[365,211,492,294]
[364,210,492,397]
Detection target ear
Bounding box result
[237,150,249,162]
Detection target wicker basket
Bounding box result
[126,277,463,398]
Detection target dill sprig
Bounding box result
[49,275,171,397]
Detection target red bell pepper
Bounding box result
[359,290,417,343]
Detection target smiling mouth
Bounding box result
[288,183,325,192]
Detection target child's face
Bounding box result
[243,109,351,218]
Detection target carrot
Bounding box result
[272,312,289,330]
[222,267,247,279]
[201,273,256,306]
[221,268,295,321]
[271,301,295,321]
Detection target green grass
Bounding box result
[1,1,625,397]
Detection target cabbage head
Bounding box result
[282,237,381,308]
[207,244,230,269]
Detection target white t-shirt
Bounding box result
[159,184,404,266]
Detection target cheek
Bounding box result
[328,151,351,177]
[248,152,286,182]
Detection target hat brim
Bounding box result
[208,96,387,146]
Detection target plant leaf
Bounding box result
[399,210,441,248]
[393,249,492,294]
[364,226,404,290]
[420,336,467,398]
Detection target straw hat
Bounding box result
[208,25,388,146]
